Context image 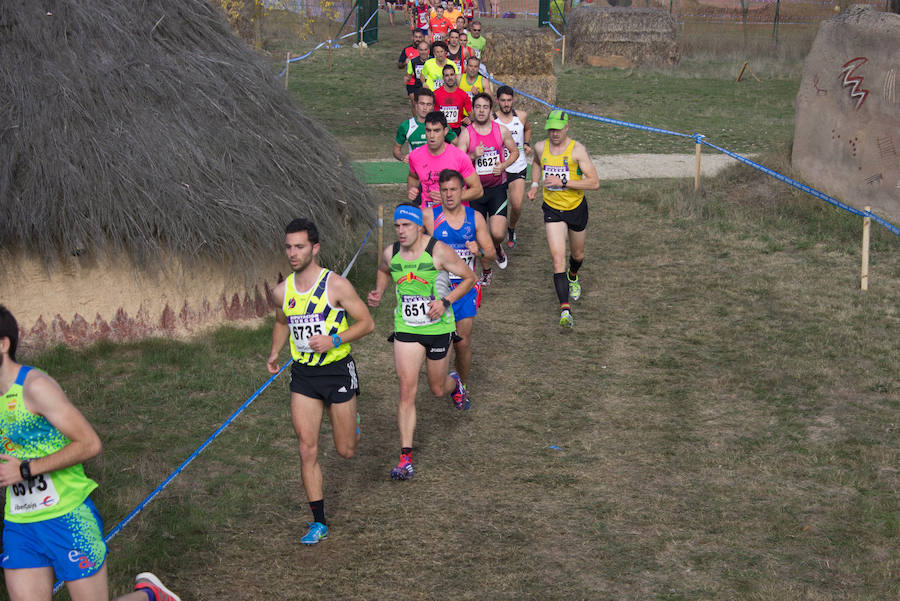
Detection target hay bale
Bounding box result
[480,29,555,75]
[567,6,680,67]
[487,74,557,116]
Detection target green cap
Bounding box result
[545,110,569,130]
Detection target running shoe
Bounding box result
[390,454,415,480]
[478,270,493,287]
[496,247,508,269]
[506,229,517,249]
[568,274,582,301]
[135,573,182,601]
[559,309,574,329]
[300,521,329,545]
[449,371,470,410]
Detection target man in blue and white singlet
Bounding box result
[423,168,495,392]
[266,219,375,545]
[0,306,181,601]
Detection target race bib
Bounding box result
[475,148,500,175]
[543,165,568,190]
[415,64,425,79]
[9,473,60,515]
[400,295,438,326]
[441,105,459,123]
[452,247,474,280]
[289,314,326,353]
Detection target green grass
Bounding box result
[6,13,900,601]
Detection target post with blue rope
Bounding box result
[693,134,705,192]
[284,52,291,90]
[861,205,871,291]
[376,204,384,273]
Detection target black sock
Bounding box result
[553,272,569,304]
[401,447,412,457]
[508,227,515,238]
[309,499,326,525]
[568,257,583,279]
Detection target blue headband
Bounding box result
[394,205,423,226]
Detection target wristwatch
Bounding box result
[20,459,32,480]
[440,297,451,309]
[331,334,342,348]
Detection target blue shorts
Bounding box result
[1,497,107,581]
[451,282,477,320]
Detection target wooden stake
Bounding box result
[694,139,702,192]
[736,61,748,82]
[284,52,290,90]
[561,35,566,65]
[860,205,871,291]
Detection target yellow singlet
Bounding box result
[283,269,350,366]
[540,139,584,211]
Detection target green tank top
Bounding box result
[0,366,98,523]
[391,238,456,335]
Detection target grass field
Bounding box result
[5,14,900,601]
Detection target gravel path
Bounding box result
[590,153,740,179]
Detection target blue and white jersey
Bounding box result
[432,205,477,282]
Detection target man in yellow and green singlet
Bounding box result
[0,306,180,601]
[367,205,475,480]
[527,110,600,329]
[267,218,375,545]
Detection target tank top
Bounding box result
[458,73,483,100]
[466,121,506,188]
[283,269,351,366]
[432,206,478,283]
[540,139,584,211]
[494,110,527,173]
[391,237,456,334]
[0,366,98,523]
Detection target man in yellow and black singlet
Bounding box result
[527,110,600,329]
[367,204,475,481]
[266,218,374,545]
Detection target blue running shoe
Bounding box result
[449,371,470,410]
[301,521,329,545]
[390,454,414,480]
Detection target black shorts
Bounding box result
[406,82,422,95]
[542,199,588,232]
[290,355,360,406]
[506,167,527,182]
[388,331,459,360]
[470,184,508,218]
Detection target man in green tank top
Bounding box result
[0,306,180,601]
[367,205,476,480]
[266,219,375,545]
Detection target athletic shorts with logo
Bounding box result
[290,355,360,405]
[450,281,477,320]
[388,331,459,360]
[1,497,107,581]
[507,167,527,182]
[470,185,508,218]
[542,198,589,232]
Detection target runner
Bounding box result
[408,110,482,209]
[493,85,531,249]
[458,56,491,100]
[399,30,427,112]
[526,111,600,328]
[366,205,476,480]
[454,93,519,285]
[433,64,472,135]
[266,219,375,544]
[393,88,457,163]
[457,31,476,64]
[445,29,464,72]
[423,169,495,390]
[428,5,452,42]
[411,0,430,35]
[462,0,476,25]
[0,305,181,601]
[421,41,458,91]
[467,21,486,57]
[443,1,464,27]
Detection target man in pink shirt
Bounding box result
[408,111,483,209]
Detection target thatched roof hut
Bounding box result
[567,6,680,68]
[0,0,376,349]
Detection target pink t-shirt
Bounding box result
[409,143,476,209]
[466,121,506,188]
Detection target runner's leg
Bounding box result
[452,316,474,385]
[394,340,427,448]
[290,392,327,503]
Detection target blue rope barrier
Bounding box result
[278,9,378,76]
[341,220,376,277]
[483,74,900,239]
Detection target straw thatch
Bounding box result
[567,6,680,67]
[480,29,556,75]
[0,0,375,275]
[488,74,557,116]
